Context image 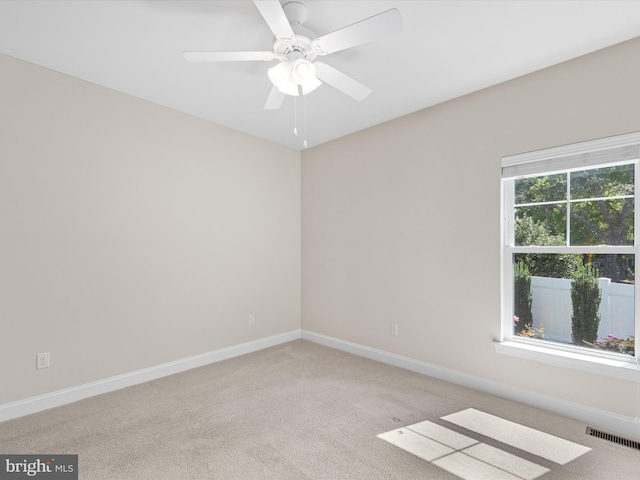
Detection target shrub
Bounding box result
[571,263,602,346]
[517,323,545,339]
[584,335,635,355]
[513,261,532,334]
[514,216,581,278]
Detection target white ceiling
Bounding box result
[1,1,640,151]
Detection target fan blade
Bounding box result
[264,85,286,110]
[312,8,402,55]
[183,51,275,62]
[253,0,295,42]
[314,62,371,101]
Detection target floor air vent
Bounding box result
[586,426,640,451]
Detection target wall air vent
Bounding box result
[585,426,640,451]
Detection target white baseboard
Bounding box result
[0,330,301,423]
[301,330,640,441]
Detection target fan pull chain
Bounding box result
[303,94,308,149]
[293,96,298,137]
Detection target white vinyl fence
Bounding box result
[530,276,634,343]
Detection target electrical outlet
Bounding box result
[390,324,399,336]
[248,315,255,326]
[36,352,50,369]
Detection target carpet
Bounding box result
[0,340,637,479]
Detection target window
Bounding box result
[500,132,640,369]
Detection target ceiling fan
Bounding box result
[183,0,403,110]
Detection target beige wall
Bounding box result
[0,53,301,404]
[302,37,640,419]
[3,35,640,421]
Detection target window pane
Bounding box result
[570,199,634,246]
[515,205,566,246]
[570,164,634,200]
[513,254,635,356]
[515,174,566,204]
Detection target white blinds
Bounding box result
[502,131,640,179]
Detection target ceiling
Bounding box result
[1,1,640,151]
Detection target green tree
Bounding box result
[515,173,566,240]
[515,165,634,282]
[570,165,634,282]
[514,215,581,278]
[571,263,602,346]
[513,261,532,334]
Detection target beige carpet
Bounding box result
[0,339,638,479]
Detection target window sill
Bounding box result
[493,340,640,382]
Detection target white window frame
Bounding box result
[496,132,640,381]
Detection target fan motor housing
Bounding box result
[274,27,317,62]
[273,2,317,61]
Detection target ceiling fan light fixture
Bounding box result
[268,61,299,96]
[292,58,311,78]
[268,61,291,87]
[292,59,322,95]
[301,76,322,95]
[278,79,300,96]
